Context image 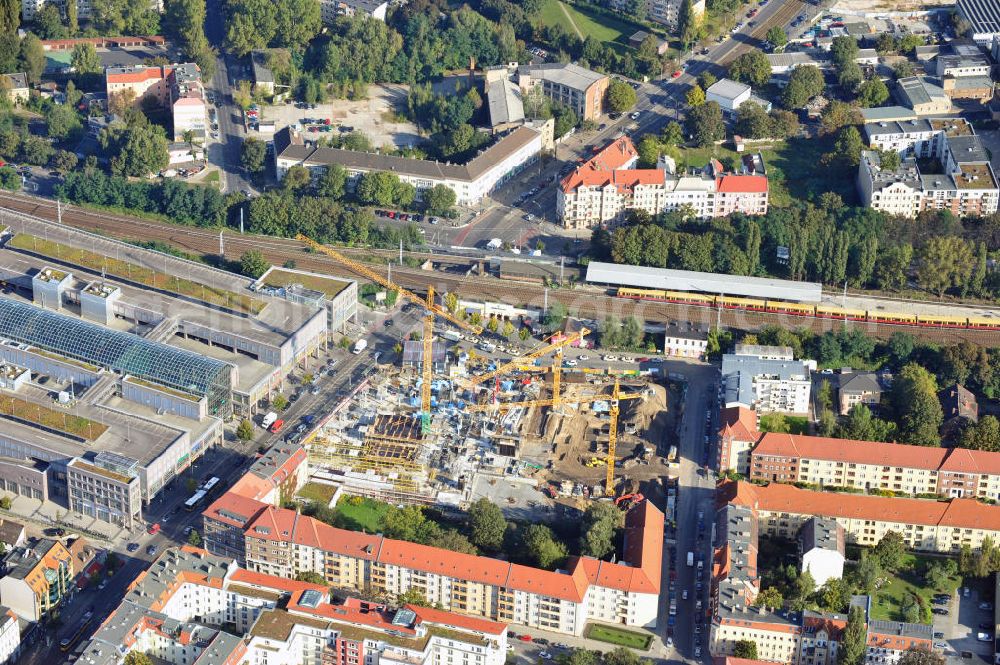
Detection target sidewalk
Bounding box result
[0,493,127,546]
[507,621,673,663]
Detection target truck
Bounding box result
[687,551,694,567]
[352,339,368,354]
[441,330,462,342]
[261,411,278,429]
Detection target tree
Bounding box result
[0,0,18,34]
[916,235,973,297]
[838,403,896,442]
[397,587,429,607]
[733,640,758,660]
[46,105,82,141]
[897,648,945,665]
[424,184,457,215]
[676,0,698,47]
[241,137,266,173]
[821,100,862,134]
[838,61,864,92]
[0,166,17,191]
[604,80,637,114]
[832,125,864,167]
[839,605,867,665]
[857,77,890,107]
[766,25,787,48]
[107,124,169,177]
[580,502,622,559]
[124,653,154,665]
[603,648,639,665]
[831,36,860,67]
[295,571,327,585]
[236,418,255,441]
[735,101,773,139]
[240,249,269,278]
[187,529,202,546]
[316,165,346,199]
[356,171,400,206]
[521,524,568,569]
[959,415,1000,452]
[893,60,915,79]
[890,363,943,446]
[34,4,66,39]
[685,101,725,147]
[782,65,824,108]
[71,43,101,74]
[544,301,568,329]
[19,34,45,83]
[18,135,53,166]
[728,49,771,88]
[754,586,783,610]
[686,84,705,107]
[468,498,506,552]
[820,577,850,612]
[271,394,288,410]
[874,531,906,571]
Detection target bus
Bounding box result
[200,476,221,496]
[60,613,93,651]
[184,489,207,511]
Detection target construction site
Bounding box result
[296,235,680,521]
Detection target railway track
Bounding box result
[2,193,1000,345]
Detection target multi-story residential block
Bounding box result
[865,620,934,665]
[721,479,1000,553]
[721,354,812,414]
[105,63,206,141]
[864,118,972,158]
[800,610,847,665]
[748,431,1000,500]
[516,63,609,122]
[67,453,142,531]
[76,545,508,665]
[0,607,20,665]
[206,485,662,637]
[22,0,91,21]
[717,406,760,476]
[837,371,883,415]
[274,125,542,205]
[858,131,1000,218]
[557,138,768,228]
[0,538,73,621]
[642,0,704,29]
[799,517,845,586]
[319,0,388,23]
[733,344,793,360]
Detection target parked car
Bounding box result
[932,608,949,616]
[146,545,157,556]
[126,543,139,552]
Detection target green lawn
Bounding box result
[585,623,653,650]
[867,553,961,623]
[676,134,857,208]
[297,482,338,506]
[335,496,390,532]
[539,0,648,53]
[759,414,809,435]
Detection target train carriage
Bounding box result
[815,305,867,321]
[915,314,970,328]
[765,301,815,316]
[719,296,768,311]
[868,311,918,325]
[966,317,1000,330]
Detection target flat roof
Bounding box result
[260,267,352,298]
[585,261,822,302]
[517,62,606,92]
[706,78,751,101]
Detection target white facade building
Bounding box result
[722,353,813,414]
[664,324,708,359]
[799,517,846,587]
[274,126,542,205]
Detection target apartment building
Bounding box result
[863,118,973,159]
[516,63,609,122]
[721,480,1000,553]
[836,372,882,416]
[557,138,768,228]
[748,431,1000,500]
[75,545,507,665]
[717,406,761,476]
[858,133,1000,218]
[800,611,847,665]
[721,354,812,414]
[319,0,388,23]
[206,490,662,636]
[22,0,91,21]
[663,323,708,359]
[67,452,143,531]
[0,538,73,621]
[799,517,845,586]
[866,620,934,665]
[105,63,207,141]
[0,607,20,665]
[733,345,793,361]
[274,125,542,205]
[641,0,704,29]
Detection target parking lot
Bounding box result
[935,585,997,665]
[258,84,420,149]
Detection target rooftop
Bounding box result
[958,0,1000,37]
[706,78,751,101]
[517,62,607,92]
[948,135,990,163]
[897,76,948,108]
[956,162,996,190]
[585,261,821,302]
[486,76,524,128]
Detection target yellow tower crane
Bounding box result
[454,328,590,392]
[464,377,646,495]
[296,234,482,429]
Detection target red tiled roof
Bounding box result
[410,604,508,635]
[230,568,327,594]
[229,473,276,502]
[752,432,950,470]
[560,136,640,192]
[723,480,1000,531]
[244,502,663,600]
[202,491,268,529]
[716,175,768,193]
[561,168,667,193]
[720,406,760,442]
[106,66,167,84]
